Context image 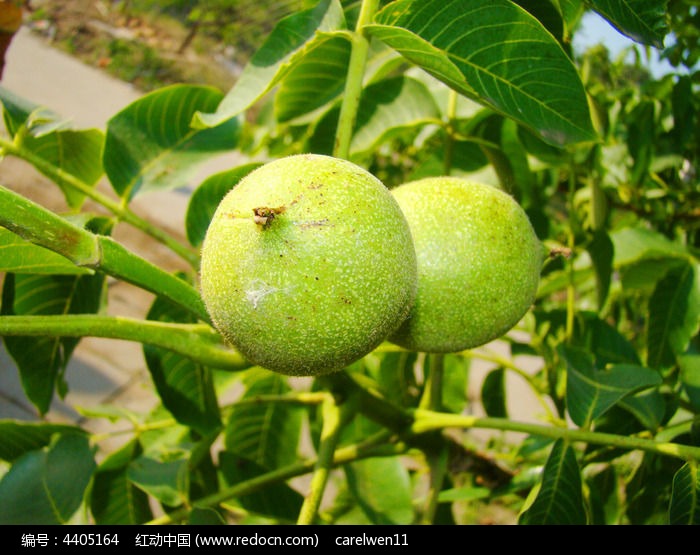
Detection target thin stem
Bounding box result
[411,410,700,463]
[147,430,402,525]
[419,353,444,411]
[333,0,380,159]
[566,162,577,342]
[0,314,247,371]
[0,136,199,268]
[443,90,459,175]
[297,394,349,525]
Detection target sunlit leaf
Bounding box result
[345,456,414,524]
[127,454,189,508]
[680,355,700,412]
[519,439,586,524]
[0,433,95,524]
[104,84,241,199]
[193,0,346,128]
[367,0,597,147]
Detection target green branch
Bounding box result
[333,0,380,159]
[0,185,209,322]
[0,136,200,268]
[0,314,248,371]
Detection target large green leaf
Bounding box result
[90,439,152,524]
[103,84,241,200]
[0,227,92,275]
[0,420,86,463]
[224,368,303,470]
[143,290,222,435]
[679,355,700,412]
[127,454,189,508]
[519,439,586,524]
[670,462,700,525]
[185,163,263,248]
[561,345,662,427]
[647,262,700,369]
[612,226,688,268]
[274,33,352,123]
[219,452,304,522]
[193,0,347,128]
[0,433,95,524]
[367,0,597,147]
[1,271,106,415]
[22,129,104,209]
[588,0,668,48]
[345,456,414,524]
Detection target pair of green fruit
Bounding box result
[200,154,543,377]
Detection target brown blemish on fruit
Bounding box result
[253,205,286,228]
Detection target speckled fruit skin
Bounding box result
[389,177,543,353]
[200,154,417,377]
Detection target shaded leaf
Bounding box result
[670,462,700,525]
[519,440,586,524]
[224,368,302,470]
[193,0,346,128]
[647,262,700,369]
[219,452,304,522]
[0,433,95,524]
[561,345,662,427]
[589,0,668,48]
[587,229,614,310]
[0,420,86,463]
[275,33,351,123]
[22,128,104,209]
[90,439,152,524]
[618,389,667,432]
[143,290,222,435]
[367,0,597,147]
[481,367,507,418]
[345,456,414,524]
[185,163,263,248]
[1,271,105,415]
[127,454,189,508]
[104,84,241,200]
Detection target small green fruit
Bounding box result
[389,177,543,353]
[200,154,417,377]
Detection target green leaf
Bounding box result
[367,0,597,147]
[481,368,507,418]
[618,389,667,431]
[103,84,241,200]
[22,129,104,209]
[0,433,95,524]
[519,439,586,524]
[670,462,700,525]
[193,0,347,128]
[679,355,700,412]
[612,226,688,269]
[1,271,106,415]
[90,439,152,524]
[587,230,614,310]
[561,345,662,427]
[143,291,222,435]
[185,163,263,248]
[219,452,304,523]
[127,454,189,508]
[588,0,668,48]
[647,262,700,369]
[0,420,87,463]
[275,33,352,123]
[345,456,414,524]
[224,368,302,470]
[0,85,66,138]
[0,227,92,275]
[442,353,469,414]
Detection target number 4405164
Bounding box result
[63,534,119,546]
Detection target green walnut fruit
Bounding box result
[200,154,417,377]
[389,177,544,353]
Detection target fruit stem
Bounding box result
[333,0,380,159]
[296,393,352,525]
